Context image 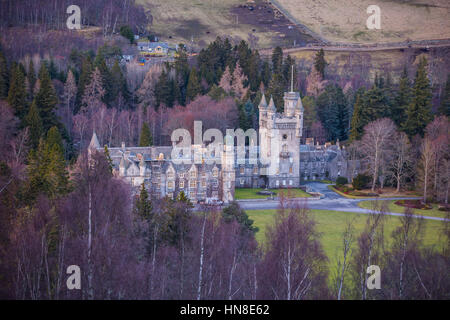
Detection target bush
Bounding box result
[336,176,348,186]
[352,174,370,190]
[120,25,134,44]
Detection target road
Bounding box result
[237,182,449,222]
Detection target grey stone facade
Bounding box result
[88,87,359,203]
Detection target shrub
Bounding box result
[336,176,348,186]
[352,174,370,190]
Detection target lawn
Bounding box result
[235,188,311,200]
[358,200,449,219]
[247,209,447,274]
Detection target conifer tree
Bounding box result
[34,64,58,132]
[46,126,64,155]
[27,59,36,100]
[7,64,28,120]
[136,183,152,220]
[76,55,94,112]
[349,90,366,141]
[314,48,327,78]
[393,68,411,127]
[139,122,153,147]
[186,67,201,103]
[0,49,9,99]
[104,145,114,173]
[94,51,112,105]
[438,73,450,116]
[25,100,43,149]
[403,57,432,137]
[271,47,283,74]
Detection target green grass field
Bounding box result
[247,209,447,272]
[235,188,311,200]
[358,200,449,219]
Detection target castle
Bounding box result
[89,84,359,204]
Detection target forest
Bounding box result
[0,0,449,300]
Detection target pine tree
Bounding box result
[0,49,9,99]
[349,90,365,141]
[27,59,36,100]
[7,64,28,120]
[46,126,64,155]
[186,67,201,103]
[314,48,327,78]
[34,64,58,132]
[110,60,130,104]
[271,47,283,74]
[136,183,152,220]
[403,57,432,137]
[104,145,113,173]
[94,50,112,105]
[25,100,43,149]
[267,72,285,112]
[63,70,77,115]
[25,135,69,203]
[76,55,94,112]
[154,69,172,108]
[438,73,450,116]
[316,84,349,141]
[393,68,411,126]
[139,122,153,147]
[282,55,297,89]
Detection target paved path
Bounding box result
[237,182,449,222]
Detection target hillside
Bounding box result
[137,0,317,49]
[274,0,450,44]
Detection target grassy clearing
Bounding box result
[358,200,449,219]
[137,0,278,48]
[247,209,447,272]
[275,0,450,43]
[235,188,311,200]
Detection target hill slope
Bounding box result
[273,0,450,43]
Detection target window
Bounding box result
[179,173,184,179]
[202,172,206,178]
[167,171,174,179]
[282,134,288,140]
[289,180,293,186]
[289,167,293,174]
[190,171,197,178]
[282,145,288,152]
[276,180,279,187]
[202,179,206,188]
[213,168,218,177]
[168,181,174,189]
[179,180,184,188]
[240,167,244,175]
[190,180,196,188]
[282,180,286,186]
[240,179,244,185]
[253,167,258,175]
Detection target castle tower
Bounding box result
[257,68,304,188]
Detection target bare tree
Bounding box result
[389,131,413,193]
[360,118,396,191]
[418,136,435,204]
[334,219,355,300]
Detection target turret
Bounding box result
[119,156,126,176]
[268,96,276,113]
[139,157,146,176]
